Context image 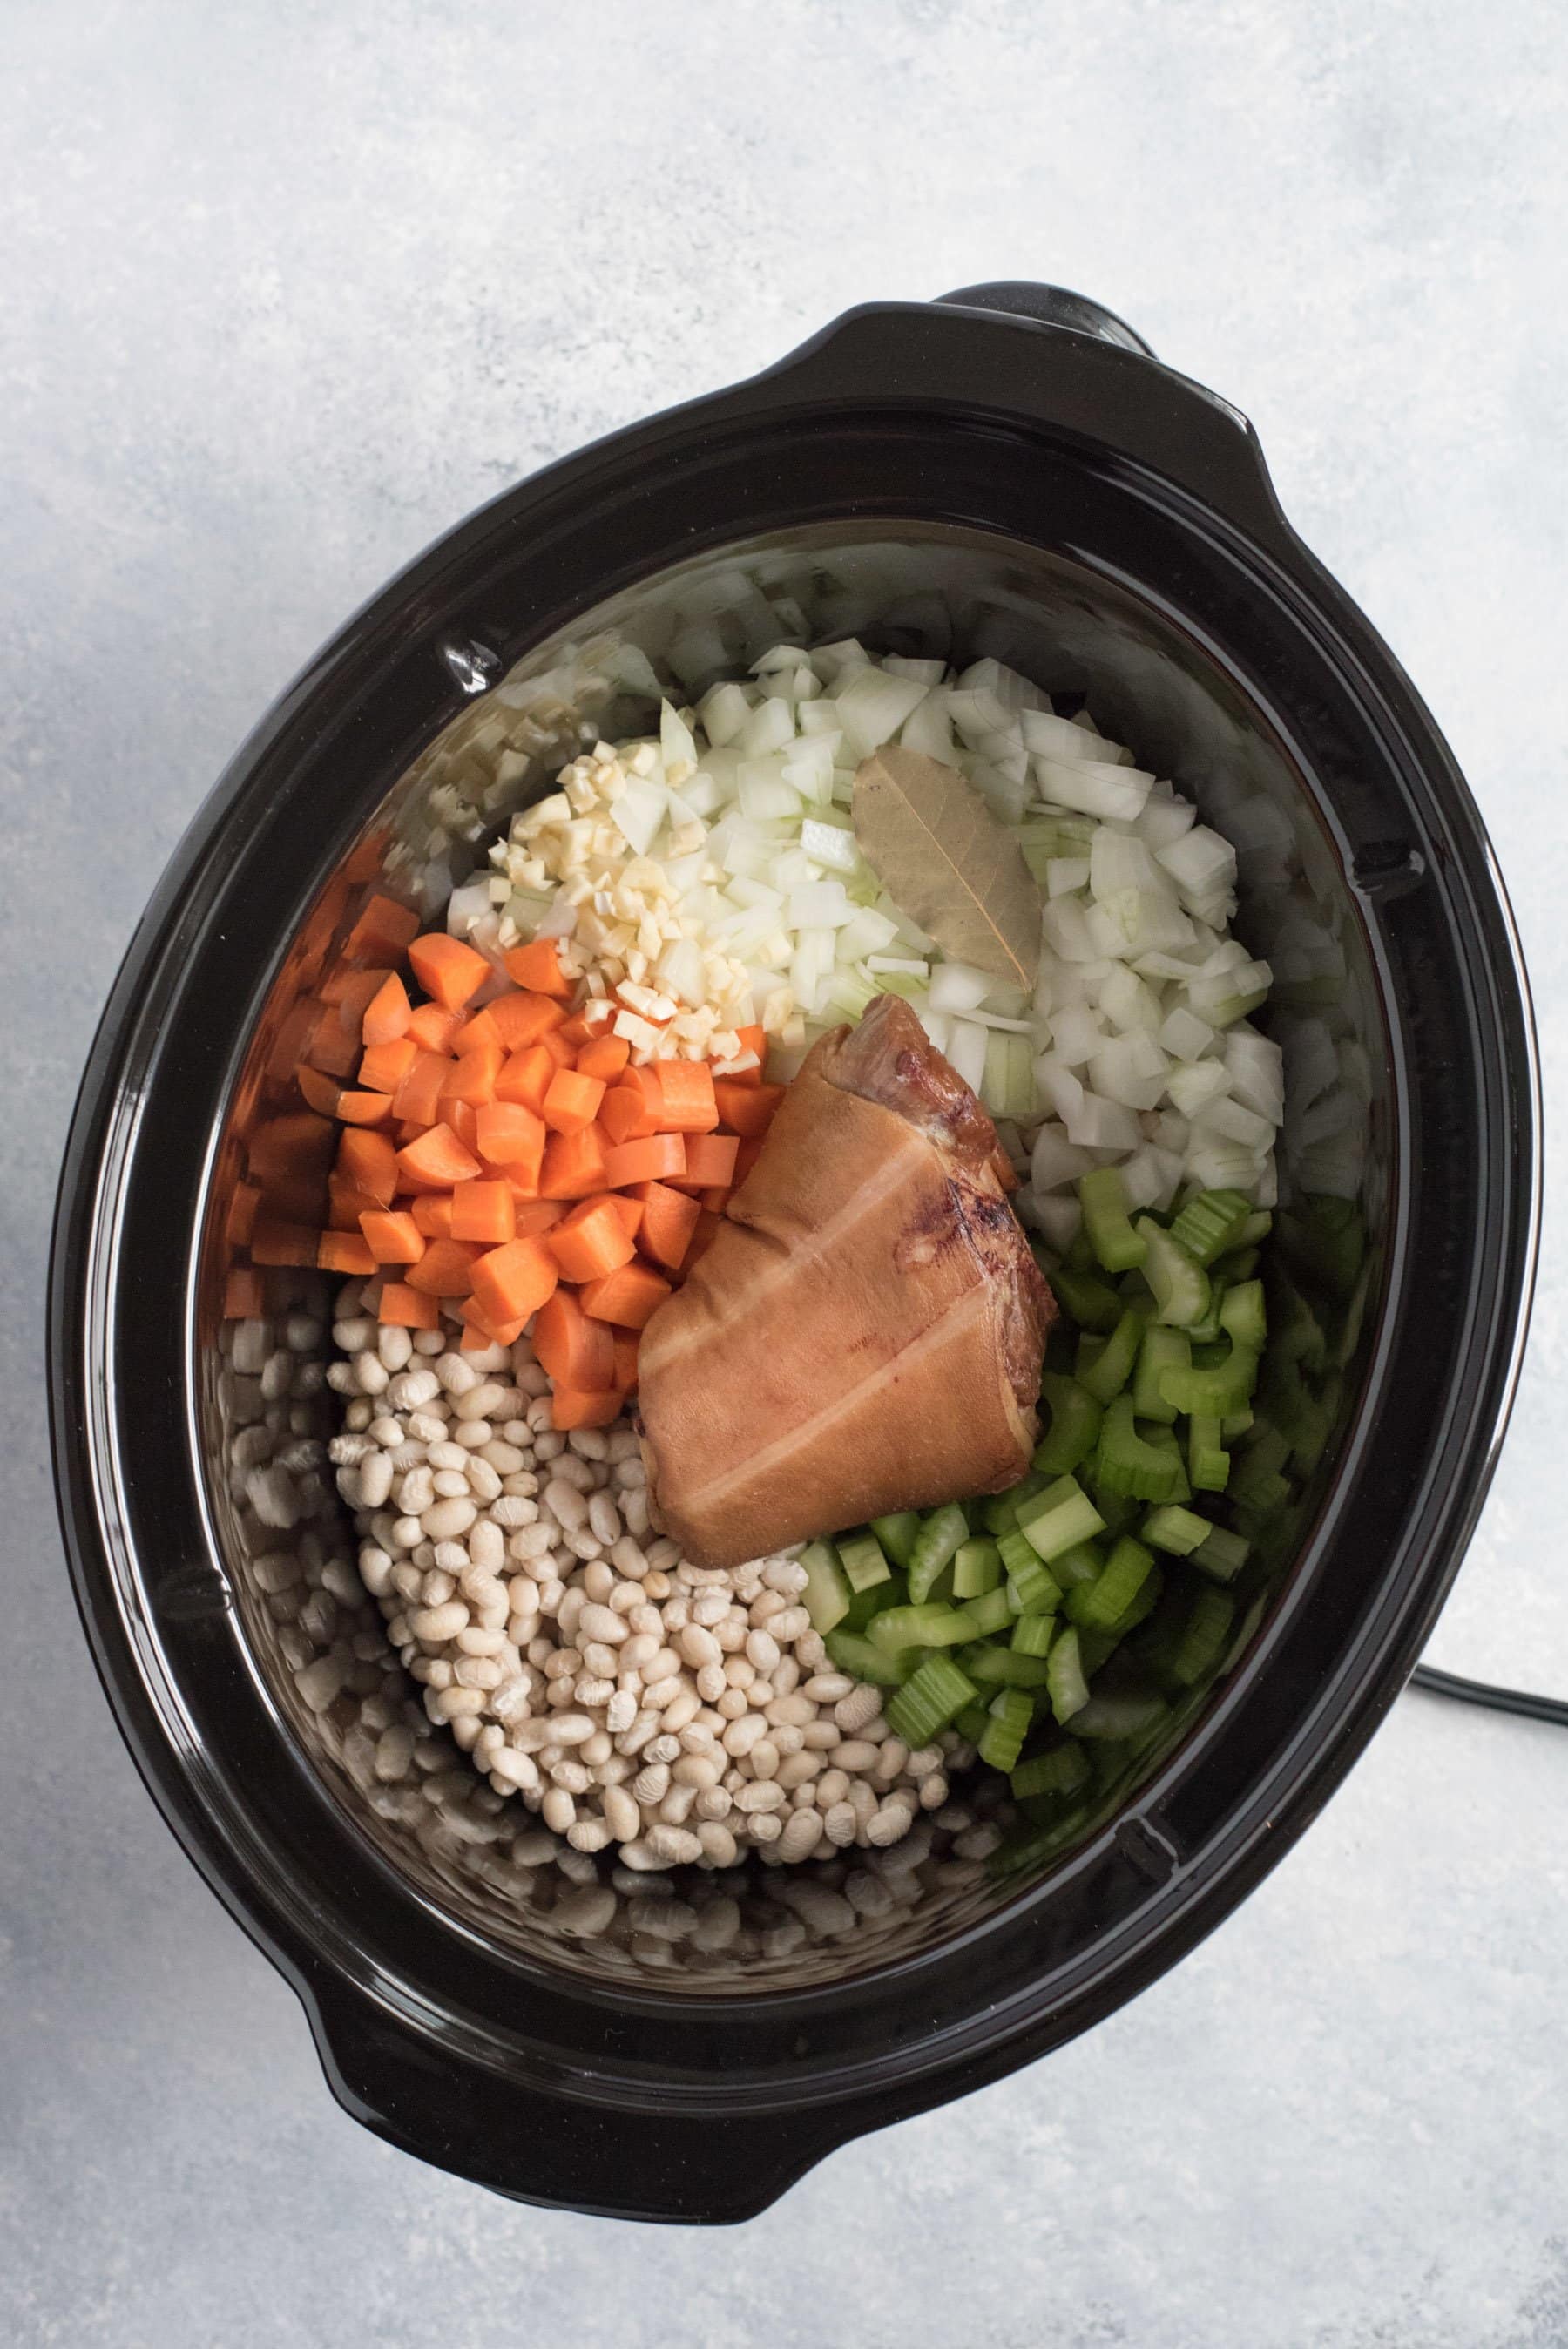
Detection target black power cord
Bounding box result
[1409,1663,1568,1731]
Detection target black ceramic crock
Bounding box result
[50,285,1538,2221]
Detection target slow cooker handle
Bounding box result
[306,1982,838,2223]
[936,279,1157,357]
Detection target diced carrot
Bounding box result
[406,1001,463,1053]
[407,1237,481,1297]
[556,1012,597,1048]
[362,971,413,1047]
[733,1135,765,1185]
[723,1025,767,1085]
[409,1195,454,1240]
[439,1042,504,1107]
[578,1261,672,1330]
[542,1066,606,1135]
[251,1214,321,1268]
[699,1185,731,1214]
[594,1191,645,1241]
[546,1198,637,1284]
[247,1112,336,1189]
[359,1208,426,1264]
[635,1180,701,1271]
[503,937,573,998]
[539,1125,609,1200]
[390,1049,451,1128]
[345,892,420,963]
[329,1177,385,1231]
[450,1180,516,1245]
[379,1281,440,1330]
[408,931,491,1011]
[462,1295,531,1346]
[358,1037,419,1095]
[549,1386,622,1430]
[396,1123,482,1190]
[336,1127,400,1207]
[685,1207,724,1269]
[475,1099,547,1185]
[448,1099,481,1154]
[599,1081,656,1146]
[576,1033,631,1083]
[540,1026,578,1069]
[488,990,568,1049]
[654,1060,719,1134]
[295,1061,341,1118]
[713,1080,784,1137]
[470,1235,559,1327]
[602,1133,686,1188]
[495,1044,554,1115]
[223,1265,267,1318]
[451,1005,500,1054]
[336,1089,395,1127]
[612,1332,640,1392]
[226,1181,260,1248]
[319,1230,378,1275]
[510,1199,567,1236]
[680,1132,740,1188]
[533,1288,615,1391]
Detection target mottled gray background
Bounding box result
[4,2,1567,2342]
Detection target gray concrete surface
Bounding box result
[4,3,1567,2342]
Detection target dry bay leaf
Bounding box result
[852,747,1042,991]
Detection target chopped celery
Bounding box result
[1192,1523,1250,1582]
[799,1540,851,1635]
[997,1525,1044,1582]
[1168,1187,1252,1266]
[1011,1611,1058,1657]
[1065,1534,1156,1630]
[824,1628,909,1686]
[1047,1625,1091,1723]
[1006,1550,1063,1616]
[1172,1587,1236,1686]
[983,1473,1045,1537]
[1067,1688,1167,1741]
[1240,1209,1273,1247]
[1187,1413,1231,1492]
[1077,1166,1148,1273]
[1159,1336,1259,1418]
[1210,1245,1260,1285]
[906,1504,969,1601]
[1219,1278,1267,1351]
[836,1530,892,1594]
[1049,1538,1105,1588]
[1141,1504,1213,1555]
[885,1654,978,1745]
[954,1699,991,1743]
[1017,1474,1106,1562]
[1049,1264,1124,1332]
[869,1511,921,1572]
[870,1602,972,1653]
[962,1586,1015,1639]
[1094,1395,1191,1503]
[1010,1743,1092,1802]
[977,1688,1035,1772]
[965,1645,1055,1688]
[1078,1308,1145,1405]
[952,1535,1003,1598]
[1132,1326,1190,1425]
[1136,1218,1212,1327]
[1035,1374,1104,1474]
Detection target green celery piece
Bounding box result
[1219,1278,1267,1351]
[1046,1625,1091,1723]
[885,1655,978,1746]
[1066,1688,1168,1742]
[1168,1187,1252,1266]
[1017,1474,1106,1562]
[1066,1534,1156,1631]
[1078,1308,1145,1406]
[1048,1538,1104,1588]
[983,1473,1045,1537]
[1141,1504,1214,1556]
[1192,1523,1250,1582]
[961,1587,1014,1640]
[1160,1336,1260,1418]
[1093,1395,1191,1503]
[1010,1742,1092,1801]
[1049,1263,1124,1332]
[1035,1374,1104,1475]
[824,1628,909,1686]
[1210,1245,1260,1286]
[953,1699,991,1743]
[799,1540,851,1635]
[977,1688,1035,1772]
[1006,1551,1063,1617]
[836,1530,891,1594]
[1132,1325,1190,1425]
[869,1602,973,1653]
[1011,1610,1058,1659]
[1077,1166,1148,1273]
[1172,1587,1237,1686]
[965,1645,1055,1688]
[843,1576,906,1632]
[906,1504,969,1601]
[869,1511,921,1572]
[1136,1218,1212,1327]
[952,1535,1004,1599]
[997,1525,1044,1581]
[1187,1413,1231,1493]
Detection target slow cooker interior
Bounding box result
[200,521,1385,1992]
